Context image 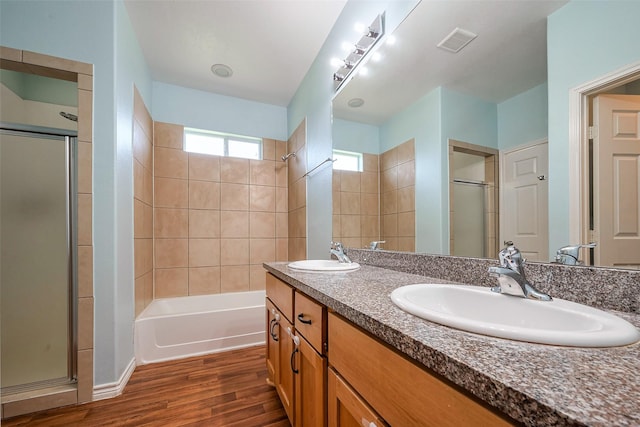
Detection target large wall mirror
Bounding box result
[331,0,640,269]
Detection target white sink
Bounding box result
[288,259,360,272]
[390,284,640,347]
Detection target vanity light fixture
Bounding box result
[211,63,233,78]
[333,13,385,92]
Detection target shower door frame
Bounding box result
[0,123,79,393]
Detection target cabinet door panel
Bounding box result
[276,317,295,424]
[328,368,385,427]
[294,335,327,427]
[266,298,278,386]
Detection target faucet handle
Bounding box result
[369,240,386,250]
[555,242,597,264]
[498,241,526,273]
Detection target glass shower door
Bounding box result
[452,180,486,258]
[1,128,74,391]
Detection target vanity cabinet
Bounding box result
[266,273,328,427]
[328,312,514,427]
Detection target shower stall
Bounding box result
[0,123,77,396]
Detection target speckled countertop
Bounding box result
[263,261,640,427]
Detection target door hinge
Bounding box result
[588,126,598,139]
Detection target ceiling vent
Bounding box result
[437,27,477,53]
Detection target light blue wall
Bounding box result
[441,87,498,150]
[1,0,153,387]
[332,118,380,154]
[498,82,548,150]
[380,87,443,254]
[288,0,419,259]
[152,82,287,140]
[440,87,498,250]
[548,0,640,255]
[114,0,152,381]
[378,86,498,254]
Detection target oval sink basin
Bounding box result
[288,259,360,272]
[390,284,640,347]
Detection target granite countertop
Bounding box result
[264,262,640,427]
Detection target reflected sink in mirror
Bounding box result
[288,260,360,272]
[390,284,640,347]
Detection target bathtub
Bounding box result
[134,290,265,365]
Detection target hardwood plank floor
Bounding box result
[3,345,289,427]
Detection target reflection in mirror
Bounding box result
[331,0,573,260]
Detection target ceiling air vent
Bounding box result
[437,27,477,53]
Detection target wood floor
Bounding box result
[3,345,289,427]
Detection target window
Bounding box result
[332,149,363,172]
[184,128,262,160]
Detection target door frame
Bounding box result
[448,139,499,257]
[498,138,548,255]
[568,61,640,254]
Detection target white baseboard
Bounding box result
[92,357,136,401]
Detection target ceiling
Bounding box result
[124,0,348,107]
[124,0,568,117]
[333,0,568,124]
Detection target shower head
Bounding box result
[59,112,78,122]
[281,152,296,162]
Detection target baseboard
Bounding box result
[92,357,136,401]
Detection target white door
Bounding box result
[501,141,548,261]
[593,94,640,268]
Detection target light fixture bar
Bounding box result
[333,13,385,92]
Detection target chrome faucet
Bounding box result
[330,242,352,263]
[369,240,386,250]
[554,243,597,265]
[488,242,551,301]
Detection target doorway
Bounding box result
[0,46,94,417]
[448,140,499,258]
[569,61,640,267]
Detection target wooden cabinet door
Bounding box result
[276,316,295,424]
[266,298,279,386]
[294,334,327,427]
[328,368,385,427]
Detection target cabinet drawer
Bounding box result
[328,313,514,427]
[294,292,326,354]
[266,273,294,322]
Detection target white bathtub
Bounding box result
[134,290,266,365]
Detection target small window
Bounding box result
[332,149,363,172]
[184,128,262,160]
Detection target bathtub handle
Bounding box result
[297,313,312,325]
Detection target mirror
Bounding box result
[332,1,569,259]
[332,1,565,259]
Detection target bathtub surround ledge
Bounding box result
[264,255,640,426]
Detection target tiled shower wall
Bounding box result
[287,119,307,261]
[133,89,153,317]
[332,153,380,249]
[380,139,416,251]
[151,122,288,299]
